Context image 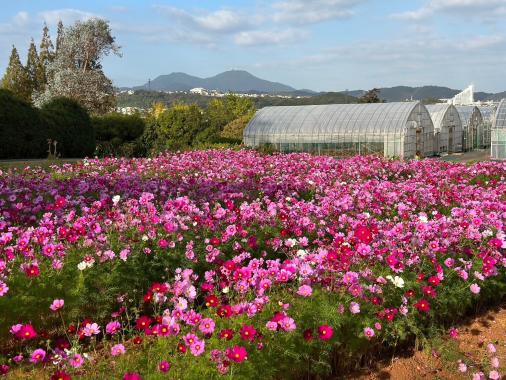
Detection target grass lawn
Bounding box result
[0,158,82,171]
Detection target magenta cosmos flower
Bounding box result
[226,346,248,363]
[199,318,215,334]
[318,325,334,340]
[123,373,143,380]
[190,340,205,356]
[158,360,171,373]
[106,320,121,334]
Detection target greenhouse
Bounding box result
[425,104,463,154]
[478,106,495,149]
[491,99,506,160]
[455,106,483,151]
[243,102,435,159]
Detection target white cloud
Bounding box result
[38,9,100,25]
[234,29,308,46]
[392,0,506,21]
[272,0,365,24]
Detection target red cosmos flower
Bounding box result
[217,305,233,318]
[416,273,425,282]
[226,346,248,363]
[239,325,256,341]
[414,299,430,313]
[143,291,153,303]
[132,336,143,345]
[210,237,221,245]
[219,329,234,340]
[280,229,288,237]
[405,289,415,298]
[135,316,152,330]
[0,365,9,376]
[223,260,235,271]
[24,264,40,278]
[371,297,382,305]
[54,197,66,209]
[205,295,220,308]
[17,324,37,340]
[354,225,373,244]
[318,325,334,340]
[303,328,314,341]
[67,324,77,334]
[150,283,168,294]
[51,370,71,380]
[53,337,71,350]
[427,276,440,287]
[177,342,187,353]
[421,286,437,298]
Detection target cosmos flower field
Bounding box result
[0,150,505,379]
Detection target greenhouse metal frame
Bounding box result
[491,99,506,160]
[478,106,495,149]
[425,104,463,154]
[244,102,435,159]
[455,106,483,151]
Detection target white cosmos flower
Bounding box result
[112,195,120,205]
[77,262,87,271]
[386,275,405,288]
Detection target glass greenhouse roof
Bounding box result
[245,102,424,139]
[494,99,506,129]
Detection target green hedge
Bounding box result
[40,98,95,158]
[0,89,46,159]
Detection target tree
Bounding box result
[35,18,121,115]
[157,104,203,151]
[55,20,64,55]
[359,88,382,103]
[1,46,31,102]
[26,39,39,97]
[37,22,55,94]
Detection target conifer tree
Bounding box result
[37,22,55,92]
[26,38,39,97]
[1,46,31,102]
[56,20,64,54]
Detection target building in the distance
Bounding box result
[425,104,463,154]
[491,99,506,160]
[244,102,435,159]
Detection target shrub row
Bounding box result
[0,89,95,159]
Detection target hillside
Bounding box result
[134,70,296,93]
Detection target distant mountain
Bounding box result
[342,86,503,102]
[134,70,296,93]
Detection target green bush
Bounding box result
[92,113,145,143]
[0,89,46,159]
[40,97,95,157]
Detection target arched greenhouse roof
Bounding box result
[455,106,482,127]
[478,106,496,123]
[425,104,460,131]
[493,99,506,129]
[244,102,428,144]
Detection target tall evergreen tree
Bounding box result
[26,38,39,97]
[1,46,31,102]
[37,22,55,92]
[55,20,64,55]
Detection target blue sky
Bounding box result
[1,0,506,92]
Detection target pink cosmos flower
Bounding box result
[83,322,100,336]
[199,318,215,335]
[0,281,8,296]
[69,353,84,368]
[30,348,46,364]
[470,283,481,294]
[266,321,278,331]
[49,299,64,311]
[349,302,360,314]
[111,343,126,356]
[279,317,296,332]
[488,343,497,353]
[106,320,121,334]
[491,357,499,368]
[190,340,205,356]
[363,327,375,339]
[489,370,500,380]
[458,361,467,373]
[297,285,313,297]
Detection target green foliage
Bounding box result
[26,39,39,98]
[40,97,95,157]
[0,89,46,159]
[359,88,382,103]
[156,104,204,151]
[220,114,253,142]
[1,46,31,102]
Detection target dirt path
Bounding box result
[354,305,506,379]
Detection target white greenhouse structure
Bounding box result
[455,106,483,151]
[491,99,506,160]
[425,104,463,154]
[243,102,435,159]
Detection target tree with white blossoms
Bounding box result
[35,18,121,115]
